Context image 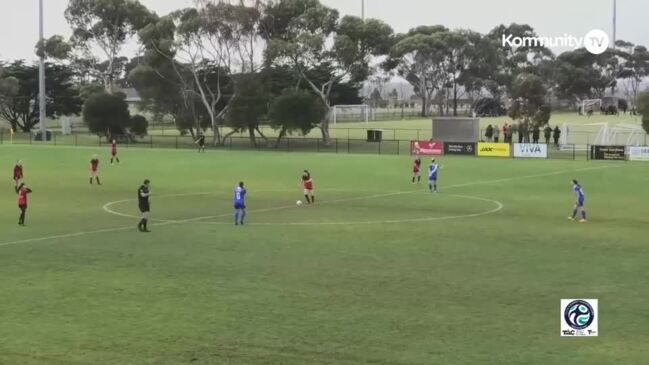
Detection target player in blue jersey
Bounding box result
[234,182,247,226]
[428,159,439,193]
[569,179,587,223]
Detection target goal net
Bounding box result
[331,105,371,125]
[581,99,602,115]
[561,122,646,150]
[595,123,645,146]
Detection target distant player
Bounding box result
[16,182,32,226]
[90,155,101,185]
[412,155,422,184]
[137,179,151,232]
[301,170,315,204]
[234,182,247,226]
[13,160,23,187]
[110,139,120,165]
[569,179,587,223]
[428,159,439,193]
[195,133,206,153]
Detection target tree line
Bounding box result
[1,0,648,142]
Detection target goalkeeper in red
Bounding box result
[301,170,315,204]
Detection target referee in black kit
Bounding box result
[138,179,151,232]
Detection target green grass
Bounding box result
[1,145,648,365]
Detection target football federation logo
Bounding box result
[561,299,598,337]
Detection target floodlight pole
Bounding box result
[38,0,47,139]
[361,0,365,20]
[612,0,617,49]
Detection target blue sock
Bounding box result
[572,209,578,218]
[581,211,587,220]
[234,211,239,224]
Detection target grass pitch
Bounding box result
[0,145,648,365]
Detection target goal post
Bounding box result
[581,99,602,114]
[331,105,371,125]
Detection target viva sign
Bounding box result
[513,144,548,158]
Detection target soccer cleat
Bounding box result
[568,217,575,221]
[579,219,587,223]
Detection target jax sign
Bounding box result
[513,144,548,158]
[478,143,510,157]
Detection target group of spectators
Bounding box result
[484,124,563,147]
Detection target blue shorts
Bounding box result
[576,198,584,207]
[234,202,246,209]
[429,176,438,182]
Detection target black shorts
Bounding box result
[139,205,150,213]
[19,204,27,210]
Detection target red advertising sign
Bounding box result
[411,141,443,156]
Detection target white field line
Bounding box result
[0,165,618,248]
[147,164,618,224]
[189,194,504,226]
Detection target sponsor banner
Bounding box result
[443,142,476,156]
[513,143,548,158]
[590,145,626,161]
[477,143,511,157]
[628,146,649,161]
[561,299,598,337]
[411,141,443,156]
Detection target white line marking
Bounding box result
[0,165,618,247]
[190,194,503,226]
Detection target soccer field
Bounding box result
[0,145,648,365]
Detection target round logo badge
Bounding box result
[584,29,610,55]
[564,300,595,330]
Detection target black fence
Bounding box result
[5,132,646,163]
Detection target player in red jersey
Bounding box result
[13,160,23,188]
[301,170,315,204]
[110,140,120,165]
[16,182,33,226]
[90,154,101,185]
[412,155,422,184]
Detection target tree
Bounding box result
[83,91,132,138]
[0,65,19,115]
[65,0,156,91]
[128,61,208,137]
[554,48,617,103]
[486,24,554,97]
[138,1,264,144]
[636,92,649,135]
[263,0,393,143]
[130,114,149,136]
[509,73,550,132]
[0,61,82,132]
[615,41,649,107]
[384,25,449,116]
[268,90,325,147]
[225,73,270,146]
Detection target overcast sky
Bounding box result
[1,0,647,61]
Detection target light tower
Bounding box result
[38,0,47,140]
[612,0,617,49]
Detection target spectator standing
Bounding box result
[544,125,552,144]
[532,126,540,144]
[485,124,494,142]
[493,126,500,143]
[553,126,562,148]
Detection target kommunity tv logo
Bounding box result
[502,29,610,55]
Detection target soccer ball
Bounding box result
[296,200,303,206]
